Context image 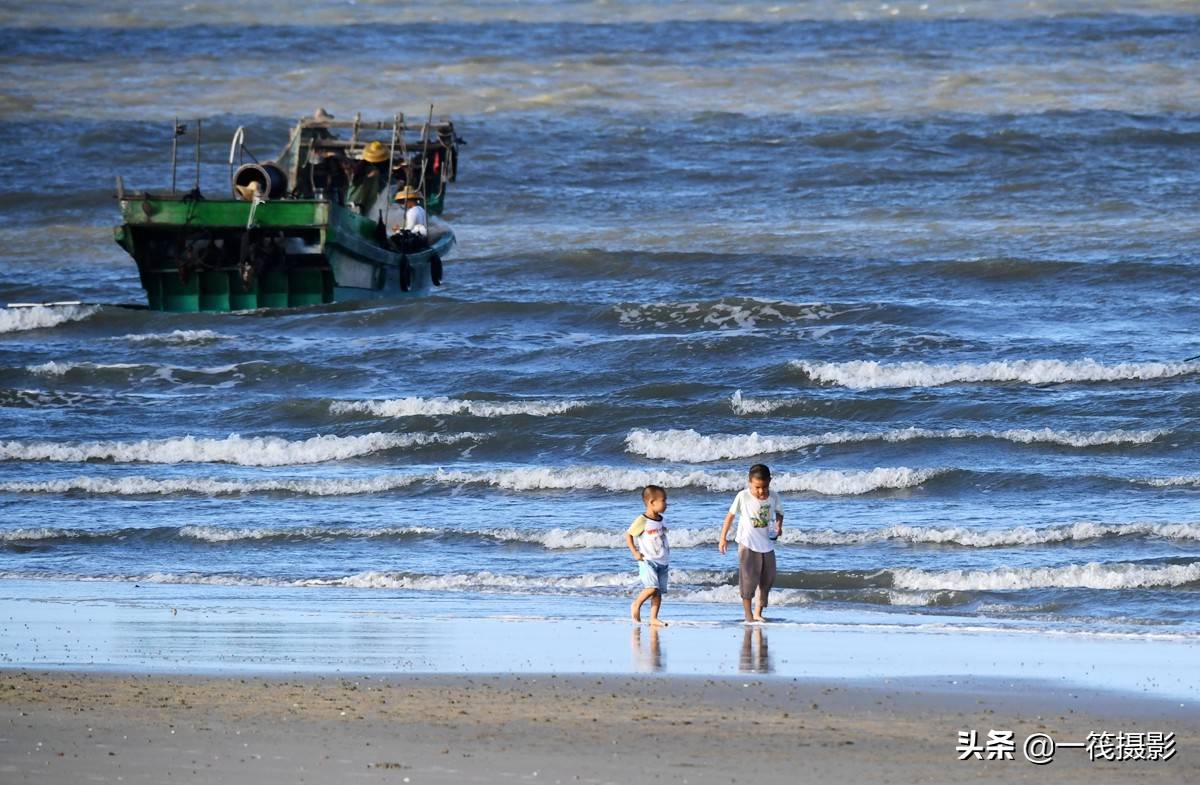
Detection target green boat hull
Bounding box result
[115,196,453,312]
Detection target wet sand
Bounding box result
[2,669,1195,784]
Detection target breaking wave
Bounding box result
[9,521,1195,550]
[888,560,1200,591]
[791,359,1200,389]
[331,396,585,418]
[119,329,227,345]
[730,389,793,414]
[614,298,855,331]
[1143,475,1200,488]
[0,431,481,466]
[0,304,98,334]
[625,426,1165,461]
[0,465,945,497]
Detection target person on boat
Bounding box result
[388,185,428,252]
[344,140,390,215]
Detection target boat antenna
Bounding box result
[418,104,433,232]
[193,118,202,193]
[170,118,188,195]
[383,113,399,227]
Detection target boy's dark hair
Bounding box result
[748,464,771,481]
[642,484,666,503]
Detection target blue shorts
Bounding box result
[637,560,669,593]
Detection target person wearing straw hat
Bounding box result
[388,185,428,251]
[345,140,390,215]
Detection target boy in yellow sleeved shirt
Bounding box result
[624,484,669,626]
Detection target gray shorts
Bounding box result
[738,546,777,600]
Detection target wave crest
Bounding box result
[792,359,1200,389]
[626,426,1164,461]
[331,396,584,418]
[0,431,481,466]
[0,304,98,334]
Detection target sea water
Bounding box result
[1,1,1199,664]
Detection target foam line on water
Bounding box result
[791,359,1200,389]
[626,426,1166,461]
[331,396,585,418]
[0,465,945,496]
[0,304,99,334]
[0,432,482,466]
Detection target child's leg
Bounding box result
[649,590,667,626]
[631,587,657,622]
[738,547,758,621]
[753,551,778,622]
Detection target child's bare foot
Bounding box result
[649,618,668,627]
[631,602,642,623]
[752,613,768,623]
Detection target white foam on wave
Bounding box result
[0,527,85,542]
[331,396,584,418]
[434,466,943,494]
[0,304,98,334]
[120,329,227,345]
[730,389,794,414]
[782,522,1200,547]
[614,298,842,331]
[0,431,481,467]
[792,359,1200,389]
[0,475,428,496]
[0,465,941,497]
[3,567,728,593]
[626,426,1164,461]
[1143,475,1200,488]
[177,524,440,542]
[27,361,143,376]
[25,360,247,380]
[890,561,1200,591]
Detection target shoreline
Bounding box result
[2,669,1194,784]
[3,579,1199,703]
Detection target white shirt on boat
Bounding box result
[405,205,427,236]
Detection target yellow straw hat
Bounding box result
[393,185,423,202]
[360,140,389,163]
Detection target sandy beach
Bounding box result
[2,668,1195,784]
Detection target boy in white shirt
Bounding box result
[718,464,783,622]
[625,484,669,626]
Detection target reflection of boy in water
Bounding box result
[718,464,784,622]
[625,484,669,627]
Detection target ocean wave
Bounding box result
[0,388,102,409]
[625,426,1165,461]
[331,396,584,418]
[791,359,1200,389]
[614,298,853,331]
[0,568,729,594]
[431,466,944,494]
[781,522,1200,547]
[119,329,227,345]
[0,304,98,334]
[1143,475,1200,488]
[889,561,1200,591]
[0,431,481,466]
[9,521,1196,549]
[25,360,247,381]
[730,389,793,414]
[0,465,944,497]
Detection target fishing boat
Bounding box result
[113,110,461,312]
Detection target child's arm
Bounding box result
[775,509,784,538]
[625,532,643,561]
[718,513,735,554]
